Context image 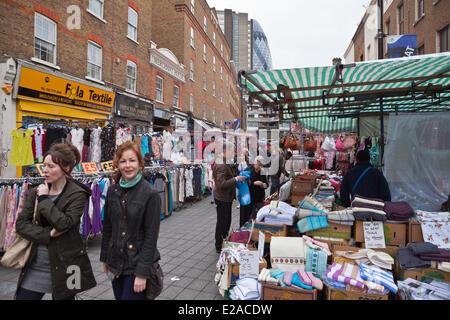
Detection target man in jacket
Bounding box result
[213,141,246,253]
[340,150,391,207]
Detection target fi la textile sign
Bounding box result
[16,66,114,113]
[387,35,417,58]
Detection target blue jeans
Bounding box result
[15,287,74,300]
[112,274,146,300]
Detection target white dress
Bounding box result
[162,130,173,161]
[179,168,185,202]
[185,169,194,197]
[91,128,102,163]
[34,129,44,159]
[70,128,84,156]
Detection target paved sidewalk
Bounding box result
[0,196,241,300]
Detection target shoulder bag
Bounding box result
[1,199,38,269]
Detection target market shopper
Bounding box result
[100,141,161,300]
[269,147,288,195]
[14,143,96,300]
[339,149,391,208]
[239,156,269,227]
[213,142,246,253]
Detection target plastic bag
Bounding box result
[236,170,251,206]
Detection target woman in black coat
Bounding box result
[14,143,96,300]
[100,141,161,300]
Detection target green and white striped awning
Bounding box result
[242,52,450,133]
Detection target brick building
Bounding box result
[151,0,241,129]
[344,0,449,63]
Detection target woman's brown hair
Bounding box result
[112,141,145,182]
[44,142,81,176]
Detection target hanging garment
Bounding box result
[152,176,166,218]
[162,130,173,161]
[141,135,150,157]
[70,128,85,156]
[100,125,116,161]
[82,128,92,162]
[82,184,93,237]
[193,167,202,197]
[370,137,379,166]
[99,178,110,221]
[91,128,102,163]
[179,168,185,203]
[0,186,11,250]
[9,129,35,166]
[201,166,206,194]
[3,184,18,249]
[90,182,103,234]
[32,128,45,160]
[167,171,173,214]
[152,137,161,160]
[43,127,67,153]
[185,169,194,198]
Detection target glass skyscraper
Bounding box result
[252,20,273,71]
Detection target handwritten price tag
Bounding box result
[100,161,114,172]
[363,221,386,248]
[81,162,99,174]
[35,163,45,176]
[239,251,259,279]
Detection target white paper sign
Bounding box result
[239,251,259,279]
[258,231,265,260]
[363,221,386,248]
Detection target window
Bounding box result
[439,26,449,52]
[89,0,104,19]
[212,107,215,123]
[174,85,179,108]
[220,66,223,79]
[190,27,195,48]
[220,87,223,103]
[417,0,424,19]
[87,41,102,80]
[203,72,207,90]
[213,56,216,72]
[398,4,404,34]
[213,32,216,46]
[190,59,194,80]
[203,101,207,119]
[191,0,195,14]
[34,13,57,64]
[189,93,194,112]
[126,60,137,92]
[203,16,207,33]
[385,19,390,35]
[203,43,207,61]
[156,76,164,102]
[221,44,223,57]
[212,81,216,97]
[127,7,138,41]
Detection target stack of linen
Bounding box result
[256,201,297,226]
[351,195,387,221]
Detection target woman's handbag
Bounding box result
[145,262,164,300]
[284,134,298,150]
[0,199,38,269]
[303,136,317,152]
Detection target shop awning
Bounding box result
[241,52,450,132]
[193,118,212,131]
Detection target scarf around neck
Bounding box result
[120,172,142,188]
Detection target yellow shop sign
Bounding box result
[16,66,114,113]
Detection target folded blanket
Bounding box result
[353,211,387,222]
[327,213,355,222]
[358,262,397,294]
[384,201,414,221]
[352,206,386,216]
[419,249,450,262]
[352,195,385,208]
[406,242,440,256]
[297,216,329,233]
[397,247,431,269]
[302,235,332,255]
[297,208,327,219]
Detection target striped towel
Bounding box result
[326,263,365,289]
[359,262,398,294]
[297,216,329,233]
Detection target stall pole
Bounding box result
[379,96,385,161]
[377,0,384,60]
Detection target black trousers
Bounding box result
[270,175,281,195]
[215,199,232,250]
[239,204,253,228]
[15,287,75,300]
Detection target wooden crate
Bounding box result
[306,222,352,240]
[291,180,314,194]
[228,259,267,285]
[355,221,407,246]
[251,223,287,243]
[325,286,388,300]
[261,283,317,300]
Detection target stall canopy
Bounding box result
[241,52,450,133]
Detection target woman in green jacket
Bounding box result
[14,143,96,300]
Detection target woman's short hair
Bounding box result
[44,142,81,176]
[112,141,145,182]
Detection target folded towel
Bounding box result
[352,195,385,208]
[384,201,414,221]
[352,207,386,216]
[296,208,327,219]
[419,249,450,262]
[353,211,387,222]
[297,216,329,233]
[397,247,431,269]
[291,271,313,290]
[358,262,397,294]
[406,242,440,256]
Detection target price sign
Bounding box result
[35,163,44,176]
[81,162,99,174]
[258,231,265,260]
[363,221,386,249]
[101,161,114,172]
[239,251,259,279]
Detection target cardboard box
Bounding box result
[394,259,450,283]
[291,180,314,194]
[355,221,406,246]
[261,283,317,300]
[228,259,267,285]
[251,222,287,243]
[290,193,307,206]
[325,285,388,300]
[407,221,424,243]
[306,223,352,240]
[313,238,349,251]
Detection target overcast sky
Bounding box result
[207,0,373,69]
